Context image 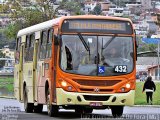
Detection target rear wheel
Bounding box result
[110,106,124,118]
[23,87,34,113]
[34,104,43,113]
[46,89,58,117]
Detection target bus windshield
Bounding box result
[60,35,134,76]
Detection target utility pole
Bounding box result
[158,40,159,80]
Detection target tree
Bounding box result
[91,4,102,15]
[0,51,5,68]
[148,44,157,52]
[58,0,82,15]
[3,0,84,39]
[3,0,58,39]
[147,30,156,38]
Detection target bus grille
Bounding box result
[83,95,110,101]
[79,88,113,93]
[73,79,121,86]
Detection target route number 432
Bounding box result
[114,65,127,73]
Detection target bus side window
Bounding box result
[40,31,47,59]
[24,34,35,62]
[46,29,53,58]
[29,34,35,61]
[24,35,30,62]
[15,37,21,64]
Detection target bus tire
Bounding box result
[46,89,58,117]
[110,106,123,118]
[84,108,93,114]
[23,87,34,113]
[34,104,43,113]
[75,106,93,114]
[75,107,84,114]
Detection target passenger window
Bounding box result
[40,31,47,59]
[15,37,21,64]
[25,34,35,62]
[46,29,53,58]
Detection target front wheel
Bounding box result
[23,88,34,113]
[46,89,59,117]
[110,106,124,118]
[75,107,93,114]
[84,108,93,114]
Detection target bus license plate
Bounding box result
[90,102,102,106]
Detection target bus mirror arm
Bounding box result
[54,35,61,45]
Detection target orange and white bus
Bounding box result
[14,15,137,117]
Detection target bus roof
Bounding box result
[17,15,132,37]
[17,18,61,37]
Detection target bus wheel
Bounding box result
[46,90,58,117]
[110,106,124,117]
[75,107,84,114]
[23,88,34,113]
[110,106,123,118]
[34,104,43,113]
[84,108,93,114]
[75,106,92,114]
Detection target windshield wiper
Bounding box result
[78,33,91,61]
[78,33,90,51]
[103,34,117,50]
[101,34,117,63]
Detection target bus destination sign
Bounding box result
[62,19,133,34]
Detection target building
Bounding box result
[100,2,110,11]
[148,65,160,80]
[0,46,14,59]
[108,7,124,17]
[0,46,14,68]
[83,1,97,14]
[56,10,70,17]
[136,57,158,79]
[125,2,141,9]
[140,0,152,10]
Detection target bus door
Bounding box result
[52,28,58,103]
[44,28,56,103]
[33,40,39,102]
[14,37,21,101]
[19,41,25,101]
[33,32,41,102]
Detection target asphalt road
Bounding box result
[0,98,160,120]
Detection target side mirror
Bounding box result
[134,30,139,47]
[134,30,138,61]
[54,35,60,45]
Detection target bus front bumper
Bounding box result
[56,88,135,106]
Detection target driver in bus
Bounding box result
[101,47,119,66]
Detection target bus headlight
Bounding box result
[61,81,67,87]
[117,82,132,93]
[126,83,131,89]
[59,79,77,92]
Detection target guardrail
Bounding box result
[0,73,14,78]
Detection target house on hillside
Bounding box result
[148,65,160,80]
[136,57,158,79]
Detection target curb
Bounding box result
[133,105,160,107]
[0,96,15,99]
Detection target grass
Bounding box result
[0,78,160,105]
[0,77,14,93]
[135,81,160,105]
